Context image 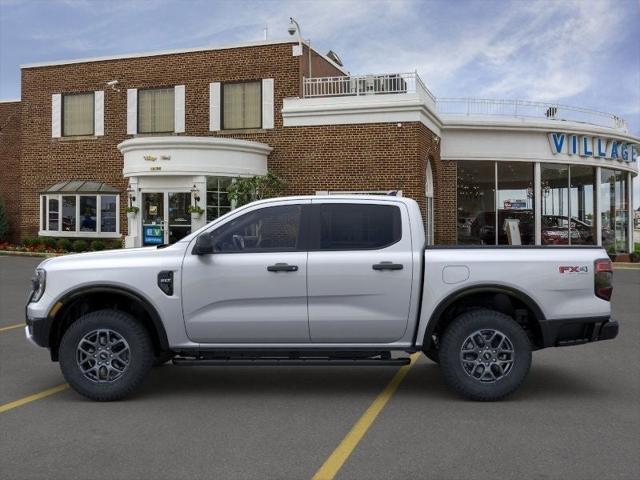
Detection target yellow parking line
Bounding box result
[0,323,24,333]
[0,384,69,414]
[311,352,421,480]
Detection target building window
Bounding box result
[457,161,495,245]
[541,164,596,246]
[62,92,94,136]
[40,193,120,237]
[138,88,175,133]
[497,162,534,245]
[601,169,628,253]
[222,81,261,130]
[206,176,235,222]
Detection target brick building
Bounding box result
[0,38,638,252]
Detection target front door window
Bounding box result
[141,192,192,245]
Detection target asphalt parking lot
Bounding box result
[1,255,639,480]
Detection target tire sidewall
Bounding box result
[440,310,532,401]
[59,310,153,401]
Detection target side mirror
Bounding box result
[193,232,214,255]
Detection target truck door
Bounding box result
[181,201,311,343]
[307,200,413,343]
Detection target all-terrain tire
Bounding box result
[59,309,154,401]
[439,309,531,401]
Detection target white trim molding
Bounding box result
[51,94,61,138]
[94,90,104,136]
[262,78,275,129]
[209,82,221,131]
[118,136,271,178]
[126,88,137,135]
[174,85,186,133]
[282,93,442,135]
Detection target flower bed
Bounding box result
[0,237,122,255]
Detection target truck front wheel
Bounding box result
[439,309,531,401]
[58,309,154,401]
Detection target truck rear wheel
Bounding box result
[439,309,531,401]
[58,309,154,401]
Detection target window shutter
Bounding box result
[127,88,137,135]
[174,85,185,133]
[51,94,61,138]
[262,78,274,129]
[94,91,104,136]
[209,82,221,131]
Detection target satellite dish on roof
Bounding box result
[326,50,343,67]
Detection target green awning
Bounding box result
[42,180,119,194]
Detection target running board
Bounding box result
[172,357,411,367]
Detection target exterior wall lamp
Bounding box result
[191,185,201,204]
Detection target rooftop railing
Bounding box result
[301,74,627,132]
[303,72,436,103]
[436,98,628,131]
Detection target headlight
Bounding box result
[30,269,46,303]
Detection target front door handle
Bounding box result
[372,262,403,271]
[267,263,299,272]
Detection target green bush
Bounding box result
[40,237,58,249]
[72,240,88,253]
[21,237,37,247]
[57,238,73,251]
[91,240,106,251]
[106,239,122,250]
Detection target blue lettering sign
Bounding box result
[596,138,607,157]
[549,133,565,154]
[143,226,163,245]
[610,141,619,159]
[570,135,578,155]
[620,143,628,161]
[580,136,593,156]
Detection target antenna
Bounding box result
[263,24,268,40]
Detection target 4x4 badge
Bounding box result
[558,266,588,274]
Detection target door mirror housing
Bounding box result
[193,232,214,255]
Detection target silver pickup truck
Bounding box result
[25,196,618,401]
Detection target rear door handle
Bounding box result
[372,262,403,271]
[267,263,299,272]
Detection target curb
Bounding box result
[612,262,640,269]
[0,250,63,258]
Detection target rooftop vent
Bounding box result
[326,50,343,67]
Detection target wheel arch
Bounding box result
[423,285,546,350]
[48,285,169,361]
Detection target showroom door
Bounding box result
[142,192,191,245]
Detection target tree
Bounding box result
[0,196,9,242]
[226,172,285,207]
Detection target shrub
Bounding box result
[72,240,88,252]
[21,237,37,247]
[40,237,58,249]
[107,239,122,250]
[91,240,106,251]
[57,238,73,251]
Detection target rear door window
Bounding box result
[315,203,401,250]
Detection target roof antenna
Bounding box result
[263,24,268,41]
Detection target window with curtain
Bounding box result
[138,88,175,133]
[63,92,94,136]
[40,194,119,236]
[223,81,261,130]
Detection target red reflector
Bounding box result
[595,259,612,273]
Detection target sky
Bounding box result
[1,0,639,202]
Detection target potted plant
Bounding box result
[126,206,139,221]
[187,205,204,219]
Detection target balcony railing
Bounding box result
[303,72,436,102]
[301,74,628,132]
[436,98,628,131]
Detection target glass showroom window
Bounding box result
[62,92,94,136]
[206,176,235,222]
[222,81,261,130]
[457,161,495,245]
[497,162,534,245]
[601,169,628,253]
[541,164,596,246]
[40,194,119,236]
[138,88,175,133]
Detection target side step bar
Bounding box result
[172,357,411,367]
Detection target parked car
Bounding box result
[26,196,617,401]
[542,215,595,245]
[470,210,535,245]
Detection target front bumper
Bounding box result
[25,315,51,348]
[539,316,619,348]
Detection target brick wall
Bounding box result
[0,101,21,242]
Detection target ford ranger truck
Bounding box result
[25,196,618,401]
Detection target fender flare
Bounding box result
[50,284,169,353]
[422,284,546,347]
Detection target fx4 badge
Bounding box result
[559,265,588,274]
